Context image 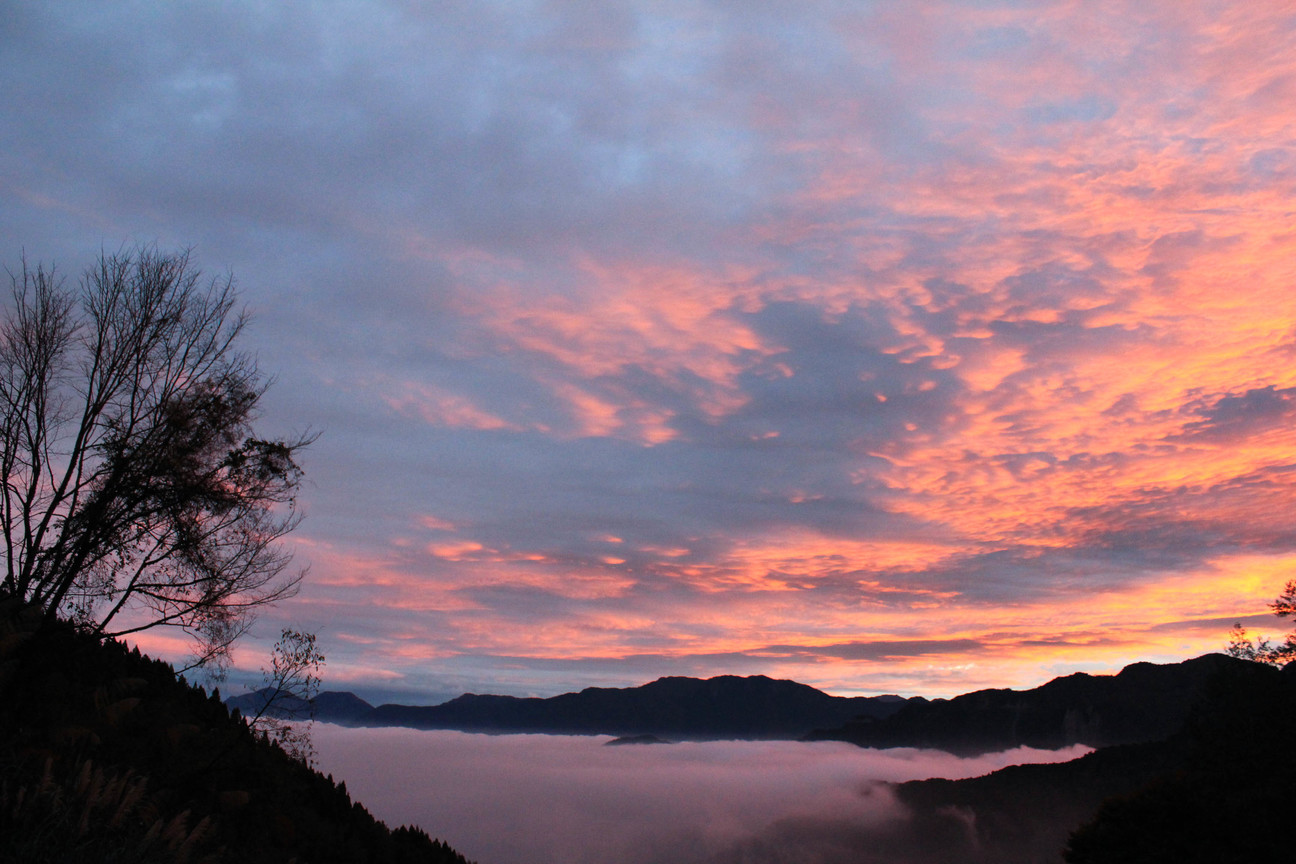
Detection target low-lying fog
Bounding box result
[311,725,1088,864]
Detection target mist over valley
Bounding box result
[310,727,1089,864]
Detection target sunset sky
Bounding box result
[4,1,1296,701]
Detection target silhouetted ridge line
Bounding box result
[853,657,1296,862]
[235,655,1255,753]
[245,674,910,739]
[806,652,1255,755]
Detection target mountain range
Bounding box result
[228,674,908,739]
[221,652,1296,859]
[230,653,1254,752]
[805,652,1252,755]
[12,594,1290,864]
[879,658,1296,863]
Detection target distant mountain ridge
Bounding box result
[229,674,908,739]
[229,655,1256,750]
[225,688,375,722]
[838,659,1296,862]
[805,653,1254,755]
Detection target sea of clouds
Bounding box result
[310,725,1088,864]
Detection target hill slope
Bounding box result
[879,659,1296,863]
[0,596,472,864]
[731,659,1295,863]
[806,653,1252,755]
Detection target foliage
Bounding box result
[1,756,216,864]
[245,628,324,764]
[0,246,313,667]
[1226,577,1296,667]
[0,594,471,864]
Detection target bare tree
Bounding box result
[244,628,325,764]
[0,246,312,666]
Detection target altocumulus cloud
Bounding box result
[3,1,1296,697]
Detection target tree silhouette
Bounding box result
[1227,577,1296,666]
[1,246,312,667]
[246,628,325,764]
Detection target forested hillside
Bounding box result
[841,658,1296,863]
[0,596,471,864]
[806,653,1257,755]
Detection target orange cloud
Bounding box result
[108,0,1296,701]
[383,380,520,431]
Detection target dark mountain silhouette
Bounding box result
[836,658,1296,864]
[0,596,471,864]
[1063,661,1296,862]
[605,733,671,745]
[226,687,375,723]
[206,638,1296,862]
[348,675,909,738]
[234,655,1252,753]
[225,686,312,719]
[876,736,1190,862]
[714,657,1292,864]
[711,734,1195,864]
[805,653,1252,755]
[315,689,377,721]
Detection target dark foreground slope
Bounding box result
[766,658,1296,864]
[0,598,471,864]
[1063,660,1296,863]
[807,653,1252,755]
[713,658,1295,864]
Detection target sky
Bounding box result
[3,0,1296,702]
[309,727,1091,864]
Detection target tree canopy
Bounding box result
[0,246,311,666]
[1227,577,1296,667]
